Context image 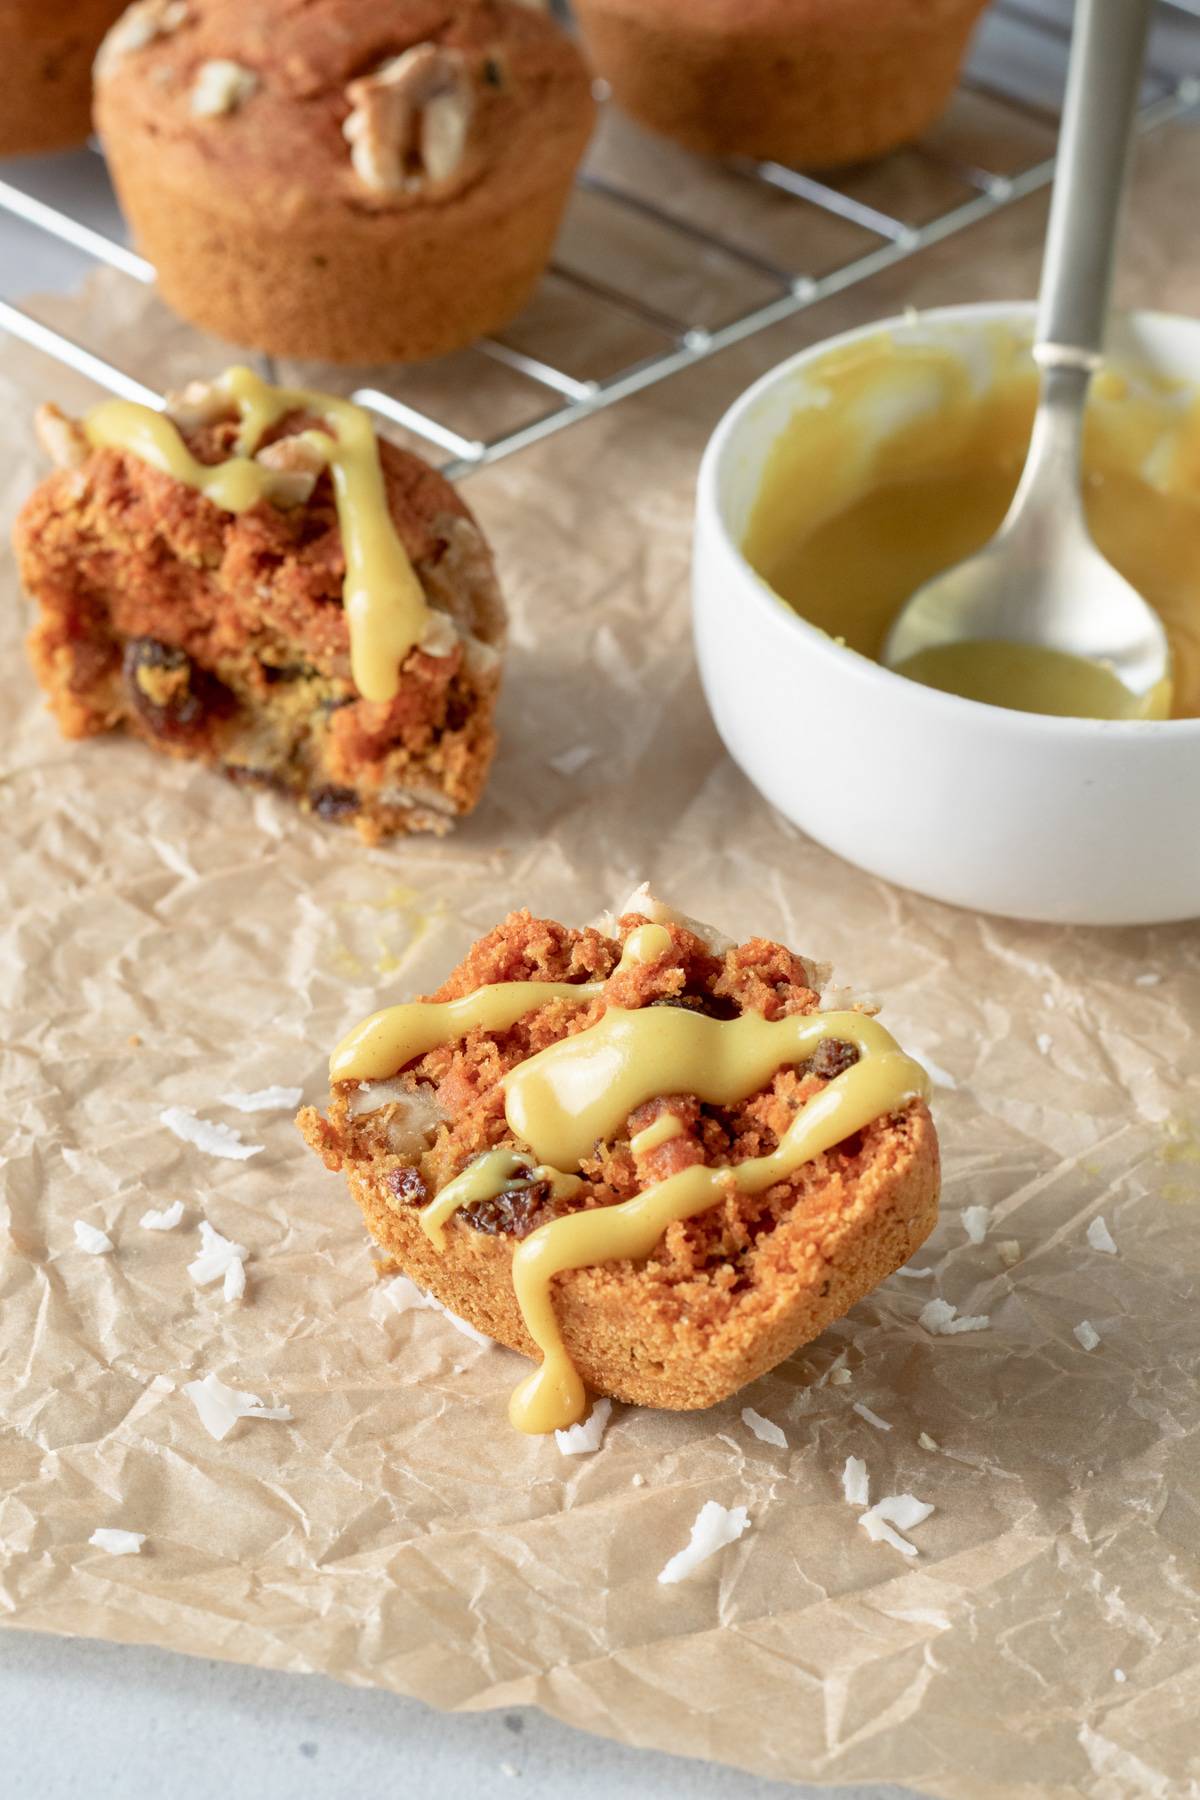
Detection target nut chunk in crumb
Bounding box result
[298,899,939,1433]
[14,371,507,844]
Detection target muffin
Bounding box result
[299,888,938,1432]
[0,0,127,155]
[14,368,506,841]
[574,0,990,171]
[92,0,596,363]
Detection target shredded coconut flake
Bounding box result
[381,1274,492,1346]
[1036,1033,1054,1055]
[829,1367,852,1385]
[160,1106,263,1161]
[962,1205,990,1245]
[1133,971,1161,988]
[1114,1668,1127,1683]
[188,1220,248,1289]
[842,1455,869,1508]
[630,1473,645,1488]
[852,1402,892,1432]
[920,1298,990,1336]
[998,1240,1022,1268]
[861,1512,919,1556]
[73,1220,113,1255]
[1074,1320,1102,1352]
[88,1528,145,1556]
[860,1493,935,1557]
[741,1407,787,1449]
[223,1258,247,1303]
[657,1499,750,1584]
[555,1396,612,1455]
[183,1373,292,1442]
[547,744,595,778]
[140,1200,185,1231]
[918,1431,940,1452]
[896,1264,936,1277]
[220,1085,302,1113]
[876,1492,935,1531]
[1087,1216,1118,1255]
[149,1375,174,1393]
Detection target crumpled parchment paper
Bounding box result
[2,123,1199,1800]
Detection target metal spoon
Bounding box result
[883,0,1170,715]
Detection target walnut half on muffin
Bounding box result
[13,369,506,841]
[299,890,939,1432]
[92,0,596,363]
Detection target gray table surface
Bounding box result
[0,1630,910,1800]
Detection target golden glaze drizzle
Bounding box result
[507,1012,924,1434]
[84,366,429,703]
[333,922,929,1433]
[331,923,671,1080]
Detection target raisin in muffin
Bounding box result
[93,0,596,362]
[575,0,989,171]
[300,890,938,1429]
[14,372,506,841]
[0,0,127,154]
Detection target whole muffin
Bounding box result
[0,0,127,155]
[93,0,596,363]
[574,0,990,171]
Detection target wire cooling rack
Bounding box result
[0,0,1197,479]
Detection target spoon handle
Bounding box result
[1036,0,1154,367]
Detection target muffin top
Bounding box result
[94,0,594,219]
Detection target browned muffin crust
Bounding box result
[299,908,940,1412]
[14,398,506,841]
[574,0,989,171]
[94,0,596,362]
[0,0,126,155]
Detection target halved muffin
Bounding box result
[14,369,506,841]
[299,890,938,1431]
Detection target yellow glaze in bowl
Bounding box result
[741,328,1200,721]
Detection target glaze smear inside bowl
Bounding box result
[741,329,1200,720]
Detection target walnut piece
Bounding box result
[420,513,506,651]
[343,45,474,197]
[35,403,87,471]
[418,609,460,659]
[163,378,238,433]
[95,0,189,81]
[254,431,330,508]
[191,59,258,118]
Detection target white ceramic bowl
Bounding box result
[694,301,1200,926]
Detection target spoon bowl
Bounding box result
[882,364,1173,717]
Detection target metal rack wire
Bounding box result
[0,0,1196,479]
